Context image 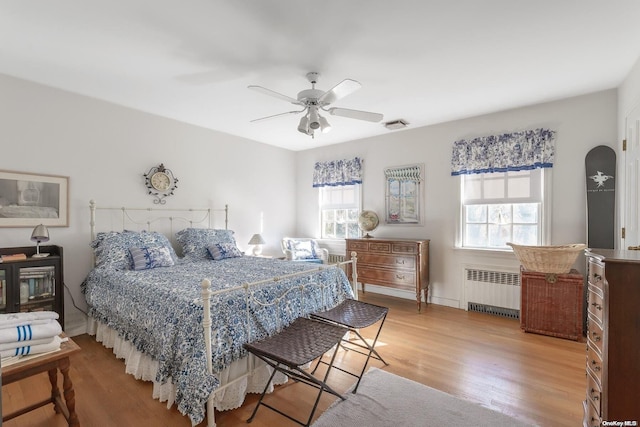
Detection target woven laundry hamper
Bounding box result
[507,243,586,274]
[519,268,585,341]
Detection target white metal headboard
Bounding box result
[89,200,229,261]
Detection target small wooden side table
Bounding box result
[1,335,81,426]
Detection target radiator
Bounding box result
[328,253,346,264]
[464,267,521,319]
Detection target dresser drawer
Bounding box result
[358,267,416,290]
[587,259,605,293]
[585,371,602,417]
[586,316,604,356]
[587,286,604,324]
[368,242,391,253]
[347,241,369,252]
[582,399,602,427]
[391,243,418,254]
[358,253,416,270]
[586,343,603,384]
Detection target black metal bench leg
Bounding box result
[351,314,388,393]
[304,342,344,426]
[247,363,279,423]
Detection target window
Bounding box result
[461,169,546,249]
[320,184,361,239]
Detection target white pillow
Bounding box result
[129,246,175,271]
[292,240,316,260]
[207,243,243,260]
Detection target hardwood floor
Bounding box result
[1,292,586,426]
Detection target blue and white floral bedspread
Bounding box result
[81,256,353,425]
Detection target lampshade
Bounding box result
[248,233,266,245]
[31,224,50,243]
[309,107,320,130]
[31,224,50,257]
[318,115,332,133]
[298,115,310,134]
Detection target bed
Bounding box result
[81,201,357,426]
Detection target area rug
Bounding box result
[312,368,534,427]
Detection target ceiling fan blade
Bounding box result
[328,107,383,123]
[248,85,303,105]
[250,110,304,123]
[318,79,362,104]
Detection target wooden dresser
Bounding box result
[583,249,640,426]
[346,238,429,311]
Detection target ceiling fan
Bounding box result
[248,72,384,137]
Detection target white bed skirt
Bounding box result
[87,318,288,423]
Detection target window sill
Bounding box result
[453,246,516,259]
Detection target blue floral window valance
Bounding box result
[450,128,556,176]
[313,157,363,187]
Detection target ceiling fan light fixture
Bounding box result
[308,107,320,130]
[318,115,332,133]
[298,115,310,134]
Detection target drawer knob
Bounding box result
[396,259,405,264]
[590,360,601,371]
[591,302,602,311]
[396,274,406,280]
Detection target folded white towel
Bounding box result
[0,335,56,351]
[0,311,59,329]
[1,335,62,359]
[0,319,62,344]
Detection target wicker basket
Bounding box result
[507,243,587,274]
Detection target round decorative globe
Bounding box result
[358,210,379,238]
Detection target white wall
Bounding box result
[619,56,640,119]
[295,90,618,308]
[0,74,298,335]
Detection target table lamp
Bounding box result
[248,233,266,256]
[31,224,50,257]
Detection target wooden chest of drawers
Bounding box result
[346,238,429,311]
[583,249,640,426]
[519,268,584,341]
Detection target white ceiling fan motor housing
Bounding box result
[297,89,324,105]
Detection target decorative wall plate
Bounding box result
[143,163,178,204]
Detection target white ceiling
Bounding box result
[2,1,640,151]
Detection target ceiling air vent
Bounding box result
[384,119,409,130]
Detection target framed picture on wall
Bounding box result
[384,164,424,225]
[0,170,69,227]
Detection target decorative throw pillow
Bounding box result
[292,240,317,260]
[129,246,176,270]
[176,228,238,260]
[91,230,178,270]
[207,243,243,260]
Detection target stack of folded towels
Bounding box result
[0,311,63,360]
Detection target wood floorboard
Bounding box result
[1,292,586,426]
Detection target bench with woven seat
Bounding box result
[243,317,348,427]
[310,299,389,393]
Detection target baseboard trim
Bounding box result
[358,284,461,309]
